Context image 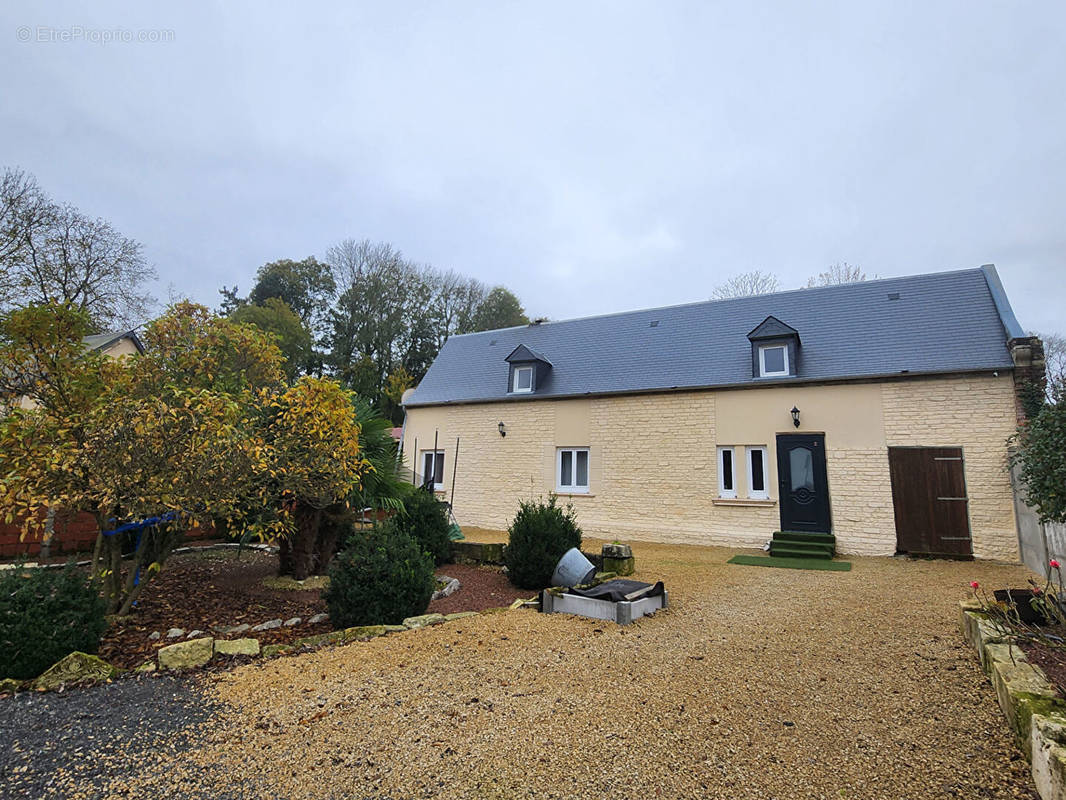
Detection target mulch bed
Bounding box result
[98,549,532,669]
[99,548,332,669]
[428,563,532,615]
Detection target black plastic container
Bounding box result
[994,588,1054,625]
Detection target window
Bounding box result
[512,366,533,393]
[421,450,445,491]
[557,447,589,493]
[746,446,769,499]
[717,446,736,498]
[758,345,789,377]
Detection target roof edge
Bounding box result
[980,264,1026,340]
[404,366,1011,408]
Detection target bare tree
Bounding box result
[0,167,156,330]
[807,262,871,287]
[711,270,780,300]
[1039,331,1065,402]
[326,239,423,392]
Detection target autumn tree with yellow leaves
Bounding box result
[0,301,371,613]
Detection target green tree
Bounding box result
[467,286,529,332]
[231,297,313,380]
[1013,398,1066,525]
[249,257,335,335]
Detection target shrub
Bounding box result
[0,563,108,680]
[1012,398,1066,524]
[324,521,435,626]
[505,494,582,590]
[393,487,452,565]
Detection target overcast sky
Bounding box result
[2,2,1063,335]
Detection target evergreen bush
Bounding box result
[505,494,583,590]
[324,521,435,626]
[0,563,108,680]
[393,487,452,565]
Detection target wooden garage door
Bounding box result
[888,447,973,558]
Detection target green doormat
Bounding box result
[727,554,852,572]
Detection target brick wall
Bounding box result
[0,512,215,560]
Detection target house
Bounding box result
[400,265,1044,560]
[14,329,144,411]
[82,329,144,358]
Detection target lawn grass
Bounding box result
[727,553,852,571]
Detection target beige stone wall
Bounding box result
[881,374,1019,561]
[403,373,1019,560]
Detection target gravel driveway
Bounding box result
[1,542,1041,799]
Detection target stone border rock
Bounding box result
[431,576,460,601]
[960,600,1066,799]
[0,597,540,696]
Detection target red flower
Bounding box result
[970,581,980,590]
[1034,587,1043,595]
[1052,560,1061,569]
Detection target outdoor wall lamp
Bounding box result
[790,406,801,428]
[498,421,507,437]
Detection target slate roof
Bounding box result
[404,266,1020,407]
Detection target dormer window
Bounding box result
[505,344,552,395]
[512,366,533,393]
[747,316,800,380]
[759,344,789,377]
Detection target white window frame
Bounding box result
[556,447,590,494]
[717,446,737,498]
[421,450,445,491]
[512,366,534,393]
[746,445,770,500]
[758,344,789,378]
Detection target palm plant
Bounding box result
[348,395,410,516]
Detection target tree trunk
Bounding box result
[286,503,321,580]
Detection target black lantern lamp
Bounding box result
[790,406,801,428]
[498,421,507,437]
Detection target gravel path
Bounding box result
[3,543,1042,799]
[0,674,237,799]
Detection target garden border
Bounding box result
[960,600,1066,799]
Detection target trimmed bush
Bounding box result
[393,487,452,565]
[0,563,108,680]
[324,521,435,626]
[505,495,583,590]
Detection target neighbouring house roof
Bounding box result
[404,266,1020,407]
[83,330,145,354]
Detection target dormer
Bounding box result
[747,316,800,379]
[505,344,552,394]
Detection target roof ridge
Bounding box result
[448,266,986,338]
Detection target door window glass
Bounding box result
[790,447,815,492]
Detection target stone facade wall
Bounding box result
[881,374,1020,561]
[405,372,1020,561]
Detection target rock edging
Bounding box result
[1,597,538,696]
[960,600,1066,799]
